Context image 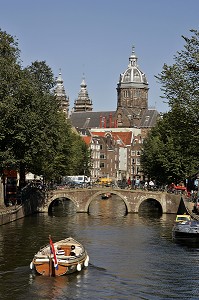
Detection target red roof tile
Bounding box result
[82,136,91,145]
[91,131,132,146]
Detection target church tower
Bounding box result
[73,76,93,112]
[115,46,149,127]
[54,71,69,117]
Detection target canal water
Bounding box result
[0,195,199,300]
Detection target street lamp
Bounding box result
[197,173,199,197]
[132,161,135,189]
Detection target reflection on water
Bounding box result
[0,195,199,299]
[89,195,127,218]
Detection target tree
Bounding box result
[141,29,199,184]
[68,131,91,176]
[0,29,22,173]
[0,30,89,187]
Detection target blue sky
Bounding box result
[1,0,198,113]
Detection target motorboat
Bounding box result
[30,236,89,276]
[172,217,199,241]
[101,192,112,199]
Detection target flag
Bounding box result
[49,236,58,270]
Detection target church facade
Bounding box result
[55,47,159,183]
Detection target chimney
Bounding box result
[104,117,106,128]
[100,115,102,128]
[109,113,112,128]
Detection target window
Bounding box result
[136,158,140,165]
[100,154,105,159]
[124,90,129,98]
[100,162,105,168]
[124,70,131,82]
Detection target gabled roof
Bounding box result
[91,130,133,146]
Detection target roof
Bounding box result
[70,111,115,129]
[91,130,133,146]
[70,108,159,130]
[140,109,159,127]
[82,136,91,145]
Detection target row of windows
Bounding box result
[92,151,140,159]
[123,89,146,98]
[90,144,100,150]
[131,150,141,156]
[93,144,143,152]
[99,161,140,170]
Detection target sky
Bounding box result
[0,0,198,113]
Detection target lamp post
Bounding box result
[132,162,135,190]
[83,162,86,187]
[197,173,199,197]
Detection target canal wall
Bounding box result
[0,205,26,225]
[0,188,44,226]
[0,182,4,206]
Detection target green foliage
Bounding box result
[141,29,199,184]
[25,61,56,94]
[0,29,89,184]
[67,132,91,176]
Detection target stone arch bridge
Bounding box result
[38,188,182,214]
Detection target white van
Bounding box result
[63,175,90,186]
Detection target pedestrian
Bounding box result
[127,177,131,189]
[144,181,148,190]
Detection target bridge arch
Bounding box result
[135,196,164,214]
[136,197,163,214]
[47,193,78,212]
[85,190,131,213]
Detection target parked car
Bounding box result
[98,177,113,187]
[65,181,82,189]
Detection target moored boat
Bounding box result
[101,192,112,199]
[172,217,199,242]
[30,236,89,276]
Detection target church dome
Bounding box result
[119,46,148,85]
